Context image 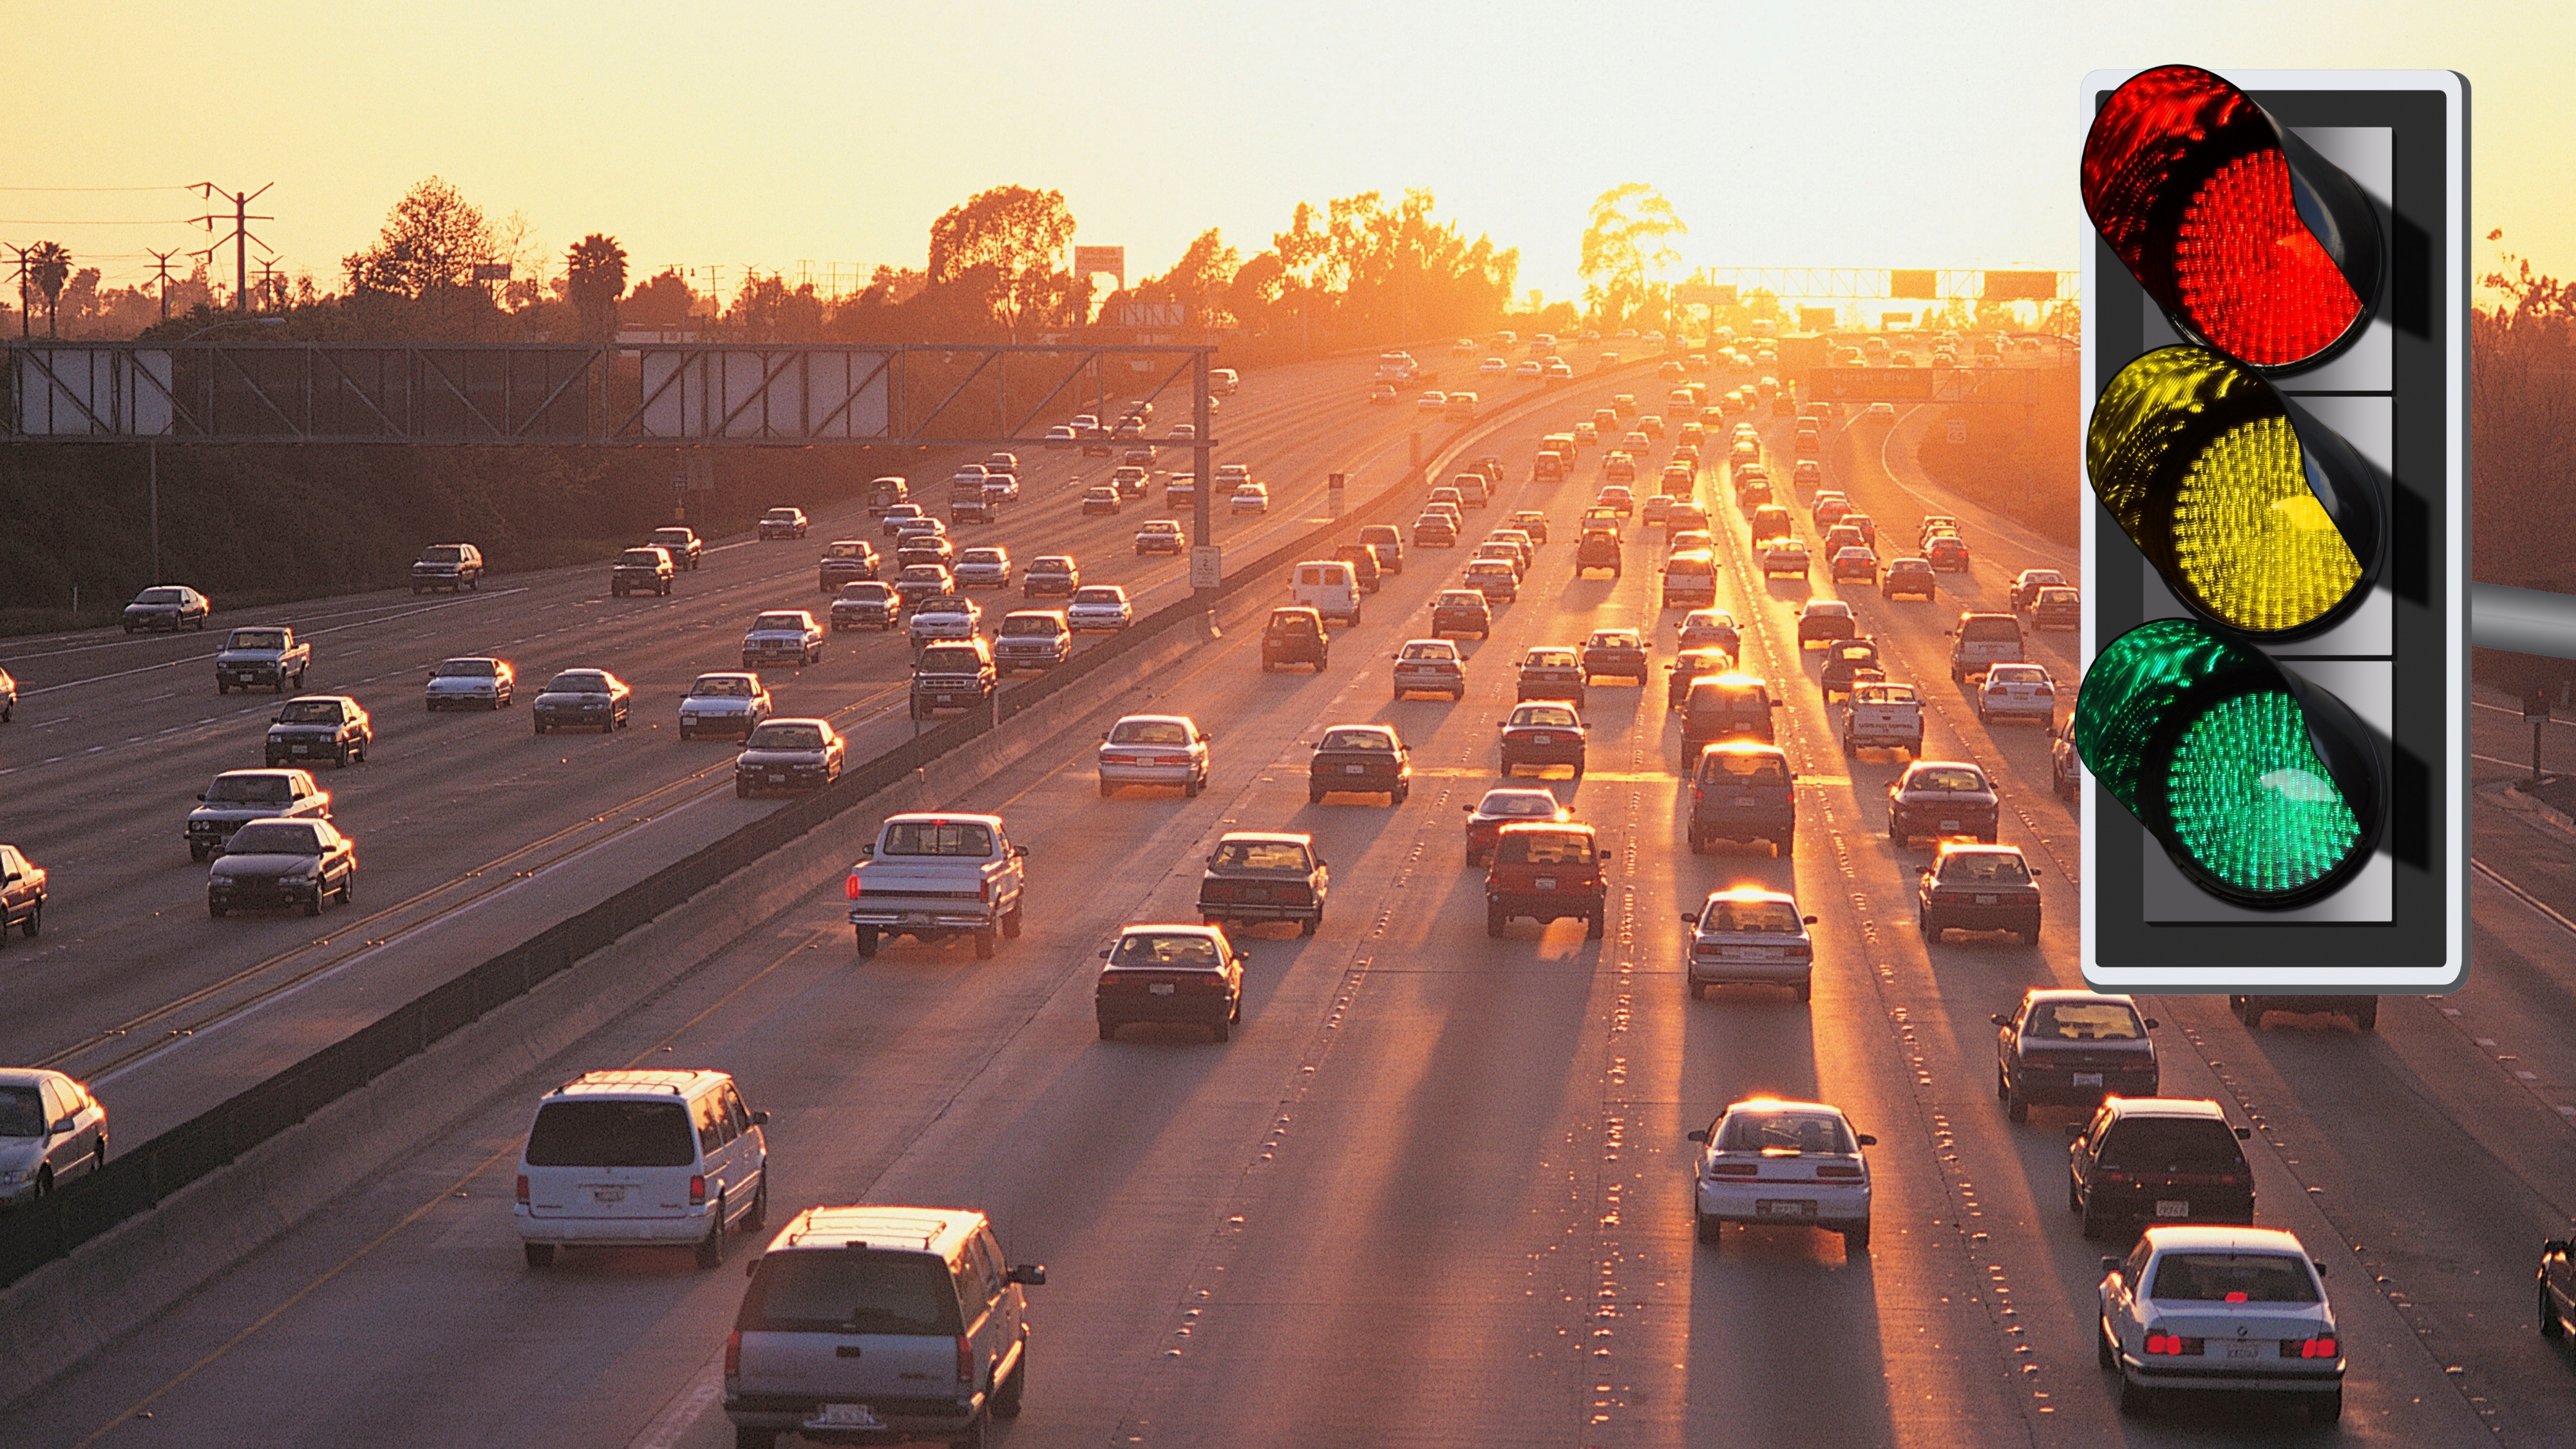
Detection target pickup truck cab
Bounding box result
[741,611,824,668]
[410,542,484,592]
[266,695,372,769]
[216,627,310,695]
[611,546,675,597]
[1841,681,1924,756]
[646,527,704,570]
[844,813,1028,959]
[815,539,878,591]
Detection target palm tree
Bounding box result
[564,234,629,341]
[27,241,71,336]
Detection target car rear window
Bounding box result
[880,820,995,857]
[524,1099,695,1167]
[1514,705,1578,728]
[1110,719,1189,745]
[1212,840,1310,871]
[1909,767,1987,793]
[1940,852,2030,884]
[1960,616,2023,641]
[1496,829,1595,866]
[1113,933,1223,966]
[1716,1112,1854,1155]
[1699,752,1788,786]
[1320,729,1394,752]
[2146,1253,2318,1304]
[2098,1118,2246,1173]
[2027,1002,2145,1041]
[1700,898,1800,934]
[739,1249,965,1335]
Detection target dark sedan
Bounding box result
[122,585,211,632]
[1580,629,1648,684]
[207,818,356,918]
[1917,841,2041,944]
[1993,989,2158,1122]
[1887,760,1999,846]
[1198,832,1329,936]
[531,670,632,735]
[1096,925,1245,1042]
[1461,787,1567,867]
[1667,648,1736,710]
[1497,701,1586,779]
[1818,638,1882,697]
[1308,724,1411,804]
[734,718,846,797]
[1431,589,1492,641]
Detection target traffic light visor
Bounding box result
[2076,619,2380,908]
[2087,345,2379,639]
[2083,65,2380,370]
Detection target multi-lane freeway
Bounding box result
[6,343,2576,1447]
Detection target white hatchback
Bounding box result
[1390,638,1466,701]
[1097,714,1211,797]
[1683,886,1818,999]
[1687,1097,1875,1254]
[1977,662,2058,726]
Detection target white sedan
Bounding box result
[1097,714,1211,798]
[2098,1226,2345,1423]
[1066,585,1134,633]
[1687,1097,1875,1254]
[1976,663,2058,726]
[1390,638,1467,701]
[1229,483,1270,515]
[1479,356,1509,379]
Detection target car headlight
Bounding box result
[0,1167,32,1185]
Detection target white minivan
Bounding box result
[515,1068,770,1269]
[1291,560,1362,627]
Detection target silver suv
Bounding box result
[513,1068,769,1270]
[726,1204,1044,1449]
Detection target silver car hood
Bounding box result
[0,1139,44,1172]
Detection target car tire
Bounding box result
[1586,908,1605,941]
[1099,777,1114,797]
[1794,978,1812,1003]
[854,926,879,958]
[1300,914,1318,938]
[2007,1094,2029,1124]
[2069,1177,2084,1213]
[2020,920,2040,945]
[534,721,547,736]
[2116,1376,2152,1419]
[1210,1019,1229,1044]
[524,1243,556,1269]
[1888,817,1902,842]
[1919,909,1937,942]
[1097,1019,1118,1041]
[1001,905,1023,940]
[2353,998,2379,1031]
[743,1176,768,1234]
[1696,1211,1722,1246]
[1486,905,1506,938]
[1996,1066,2011,1102]
[1186,775,1203,799]
[191,843,210,863]
[1777,831,1794,858]
[218,680,230,695]
[1309,787,1325,805]
[340,871,355,905]
[735,781,749,799]
[992,1343,1028,1418]
[209,901,226,918]
[2079,1202,2109,1241]
[21,904,37,940]
[303,893,323,918]
[974,927,997,960]
[696,1203,725,1269]
[1842,1222,1870,1254]
[2239,998,2265,1028]
[2543,1283,2566,1340]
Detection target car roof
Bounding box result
[759,716,834,730]
[1113,712,1198,728]
[1214,831,1312,846]
[884,811,1005,827]
[1719,1096,1848,1119]
[2101,1096,2230,1121]
[1935,842,2026,863]
[1703,885,1797,906]
[544,1067,729,1101]
[2137,1224,2309,1255]
[0,1066,71,1091]
[2024,987,2139,1009]
[770,1204,982,1256]
[1701,738,1787,759]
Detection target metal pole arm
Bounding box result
[2472,583,2576,661]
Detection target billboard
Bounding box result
[1074,246,1126,289]
[1981,269,2059,301]
[638,347,890,440]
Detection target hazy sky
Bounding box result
[9,1,2566,306]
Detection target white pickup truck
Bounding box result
[1839,681,1924,757]
[844,812,1028,959]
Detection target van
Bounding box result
[1661,549,1718,609]
[1450,472,1490,507]
[1689,740,1797,857]
[1210,366,1239,395]
[1357,524,1405,574]
[724,1204,1044,1449]
[866,476,911,516]
[1948,612,2026,681]
[1291,560,1361,627]
[515,1068,770,1269]
[1749,504,1793,544]
[1681,674,1778,751]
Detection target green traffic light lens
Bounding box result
[2087,346,2372,639]
[2164,692,2361,896]
[2076,618,2375,907]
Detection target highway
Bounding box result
[5,345,2575,1447]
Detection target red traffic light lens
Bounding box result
[2083,65,2376,370]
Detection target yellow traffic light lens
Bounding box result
[2169,415,2362,633]
[2087,345,2376,640]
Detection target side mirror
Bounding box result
[52,1116,77,1136]
[1685,1128,1709,1143]
[2031,870,2043,879]
[1803,915,1818,925]
[1991,1014,2012,1028]
[1234,952,1249,965]
[2143,1018,2161,1030]
[750,1110,770,1126]
[1008,1264,1047,1287]
[1680,913,1698,925]
[2100,1256,2123,1280]
[1012,844,1029,858]
[1462,805,1474,814]
[1854,1133,1876,1147]
[856,844,874,858]
[1097,949,1112,959]
[1100,731,1110,741]
[1200,733,1213,743]
[2311,1261,2327,1280]
[196,793,207,802]
[746,1258,761,1278]
[2544,1239,2573,1257]
[2234,1126,2252,1140]
[1598,849,1612,862]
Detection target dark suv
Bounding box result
[1484,821,1607,940]
[1262,607,1329,673]
[2067,1097,2255,1241]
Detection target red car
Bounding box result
[1926,536,1972,573]
[1484,822,1609,940]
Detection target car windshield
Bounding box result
[754,614,805,630]
[205,774,292,804]
[422,545,468,563]
[2146,1253,2320,1304]
[825,544,867,559]
[1909,768,1988,793]
[1700,898,1802,934]
[228,630,287,650]
[546,674,609,694]
[2027,1001,2144,1041]
[763,509,799,522]
[690,677,752,697]
[1401,643,1455,661]
[0,1085,44,1138]
[1212,840,1311,871]
[1716,1111,1855,1155]
[880,820,995,857]
[916,647,981,670]
[742,1249,965,1335]
[138,587,189,605]
[840,583,893,600]
[618,550,662,566]
[276,699,341,723]
[1074,588,1124,605]
[227,822,322,855]
[524,1100,694,1168]
[2097,1119,2245,1173]
[1495,829,1594,866]
[1320,730,1395,752]
[1940,852,2031,884]
[1515,706,1578,728]
[1112,933,1223,967]
[747,724,825,750]
[433,659,497,677]
[1110,719,1190,746]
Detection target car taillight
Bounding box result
[2143,1331,2202,1356]
[515,1173,529,1204]
[2287,1335,2338,1359]
[845,873,862,900]
[981,878,994,903]
[690,1175,707,1206]
[725,1329,741,1379]
[1814,1164,1862,1179]
[1707,1162,1759,1178]
[2098,1171,2129,1186]
[956,1333,975,1384]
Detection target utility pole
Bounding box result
[7,246,28,338]
[147,249,182,321]
[189,182,274,312]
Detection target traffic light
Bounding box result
[2076,66,2467,992]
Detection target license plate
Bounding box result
[811,1405,883,1430]
[290,744,310,755]
[768,773,787,783]
[1732,796,1759,806]
[589,1186,625,1203]
[1938,819,1961,831]
[1150,983,1175,996]
[1346,764,1365,774]
[905,913,934,925]
[1975,894,1997,905]
[1535,877,1557,891]
[1726,946,1782,960]
[2155,1200,2190,1218]
[2072,1072,2105,1087]
[1756,1199,1815,1218]
[1529,734,1553,744]
[2224,1343,2263,1361]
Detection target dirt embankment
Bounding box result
[1906,363,2082,549]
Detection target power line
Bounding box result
[0,184,191,193]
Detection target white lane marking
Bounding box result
[2473,857,2576,939]
[17,589,532,697]
[622,1360,724,1449]
[2472,752,2537,770]
[2474,697,2576,729]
